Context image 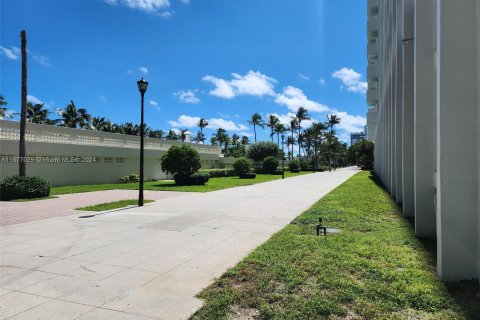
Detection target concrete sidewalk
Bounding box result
[0,190,184,226]
[0,168,358,320]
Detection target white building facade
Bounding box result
[366,0,479,282]
[0,120,226,186]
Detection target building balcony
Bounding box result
[367,86,379,106]
[367,64,379,82]
[368,0,379,18]
[367,16,379,40]
[367,40,379,62]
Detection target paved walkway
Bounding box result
[0,190,184,226]
[0,168,358,320]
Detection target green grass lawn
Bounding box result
[51,171,309,195]
[76,199,154,211]
[192,171,468,320]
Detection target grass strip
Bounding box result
[76,199,154,211]
[192,171,467,320]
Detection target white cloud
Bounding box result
[299,74,310,81]
[274,86,330,113]
[168,115,248,131]
[158,11,173,18]
[27,95,43,105]
[100,96,108,102]
[202,71,277,99]
[319,78,326,86]
[331,111,366,133]
[33,54,51,66]
[149,100,160,110]
[105,0,170,14]
[174,90,200,104]
[179,0,190,4]
[240,131,253,137]
[332,67,367,94]
[139,66,148,74]
[0,46,20,60]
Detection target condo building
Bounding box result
[365,0,479,282]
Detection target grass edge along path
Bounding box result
[51,172,309,195]
[191,171,466,320]
[76,199,154,211]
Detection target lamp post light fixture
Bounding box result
[137,77,148,207]
[281,133,285,179]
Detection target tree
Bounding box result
[266,114,279,143]
[246,141,280,162]
[296,107,310,158]
[241,136,250,145]
[160,145,201,176]
[215,128,227,151]
[180,129,189,142]
[286,136,295,160]
[193,131,206,144]
[26,102,51,124]
[149,129,164,139]
[166,130,179,140]
[327,114,341,134]
[56,101,91,129]
[274,122,286,147]
[289,117,298,158]
[310,122,327,171]
[210,136,218,146]
[91,116,109,131]
[0,95,15,119]
[196,118,208,144]
[19,30,28,177]
[247,112,265,143]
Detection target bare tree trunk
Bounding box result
[19,30,27,177]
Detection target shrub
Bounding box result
[0,176,50,200]
[239,172,256,179]
[161,145,201,177]
[174,173,210,186]
[288,160,301,172]
[198,168,236,178]
[232,157,251,175]
[262,156,279,174]
[120,173,142,183]
[246,142,280,162]
[359,154,374,170]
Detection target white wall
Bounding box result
[0,120,224,186]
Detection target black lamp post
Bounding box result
[281,133,285,179]
[137,78,148,206]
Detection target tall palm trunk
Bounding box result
[291,129,294,159]
[253,124,256,143]
[297,121,301,158]
[19,30,27,177]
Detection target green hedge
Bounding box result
[198,168,236,178]
[0,176,51,200]
[174,173,210,186]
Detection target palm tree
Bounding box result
[311,122,327,171]
[296,107,310,158]
[266,114,279,143]
[327,114,341,134]
[193,131,205,144]
[210,136,219,146]
[0,95,15,119]
[215,128,227,151]
[166,130,179,140]
[196,118,209,143]
[286,136,295,160]
[247,113,265,142]
[26,102,50,124]
[91,116,109,131]
[274,122,286,147]
[180,129,189,142]
[241,135,250,145]
[289,117,298,158]
[19,30,28,177]
[149,129,164,139]
[56,101,91,129]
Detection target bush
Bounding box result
[174,173,210,186]
[0,176,50,200]
[198,168,236,178]
[232,157,251,175]
[359,154,374,170]
[246,142,280,162]
[262,156,279,174]
[161,145,201,177]
[288,160,301,172]
[239,172,256,179]
[120,173,142,183]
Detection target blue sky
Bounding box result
[1,0,368,143]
